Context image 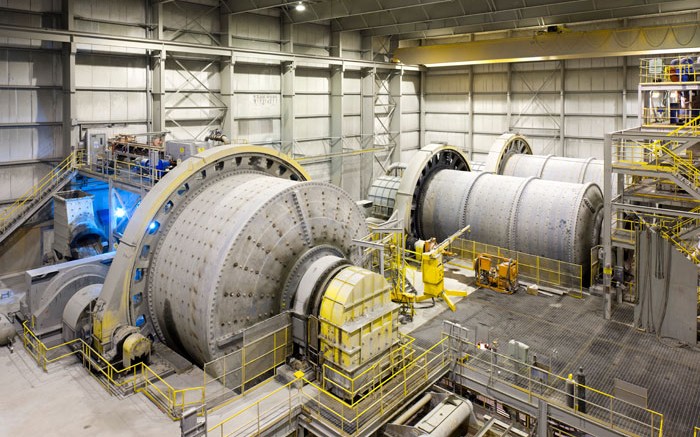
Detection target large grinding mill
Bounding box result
[483,133,604,187]
[63,146,399,390]
[369,144,604,279]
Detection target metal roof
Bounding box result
[224,0,700,39]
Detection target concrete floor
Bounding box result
[0,262,474,437]
[0,346,179,437]
[6,259,692,436]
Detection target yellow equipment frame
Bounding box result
[473,253,518,294]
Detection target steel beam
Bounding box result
[559,61,565,156]
[419,70,426,149]
[219,5,232,47]
[603,133,613,320]
[361,4,698,38]
[62,0,74,31]
[330,64,343,186]
[613,202,700,220]
[281,61,295,156]
[361,67,375,198]
[467,65,474,159]
[152,1,164,41]
[389,68,402,164]
[151,50,166,132]
[220,55,235,141]
[293,0,454,25]
[281,18,293,54]
[0,24,416,72]
[393,24,700,66]
[62,41,76,156]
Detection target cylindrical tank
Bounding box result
[419,170,603,267]
[146,173,367,365]
[367,175,401,219]
[502,154,603,187]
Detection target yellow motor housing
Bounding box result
[318,266,400,397]
[122,332,151,368]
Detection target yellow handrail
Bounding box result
[666,114,700,137]
[0,152,75,232]
[207,376,300,436]
[21,321,205,420]
[448,326,664,437]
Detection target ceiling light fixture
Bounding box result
[295,1,306,11]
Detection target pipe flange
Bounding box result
[483,133,532,174]
[95,146,311,351]
[394,144,470,239]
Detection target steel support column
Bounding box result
[330,31,342,58]
[62,0,74,31]
[419,70,426,149]
[468,65,474,159]
[603,132,613,319]
[621,56,628,130]
[506,63,512,132]
[220,55,235,140]
[281,61,295,156]
[151,50,166,132]
[361,35,372,62]
[537,399,548,437]
[151,0,164,40]
[559,61,566,156]
[361,67,375,197]
[219,5,233,47]
[62,41,76,156]
[330,64,344,186]
[108,179,115,250]
[281,19,293,53]
[389,68,402,164]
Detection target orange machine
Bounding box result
[473,253,519,294]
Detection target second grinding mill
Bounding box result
[373,144,604,283]
[483,133,604,187]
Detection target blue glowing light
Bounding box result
[114,207,127,218]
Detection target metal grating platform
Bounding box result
[410,289,700,436]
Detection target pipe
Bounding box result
[393,393,432,425]
[385,162,407,175]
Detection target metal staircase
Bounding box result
[0,154,76,245]
[612,115,700,263]
[655,206,700,264]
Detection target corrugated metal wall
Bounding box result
[0,0,650,213]
[424,57,639,162]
